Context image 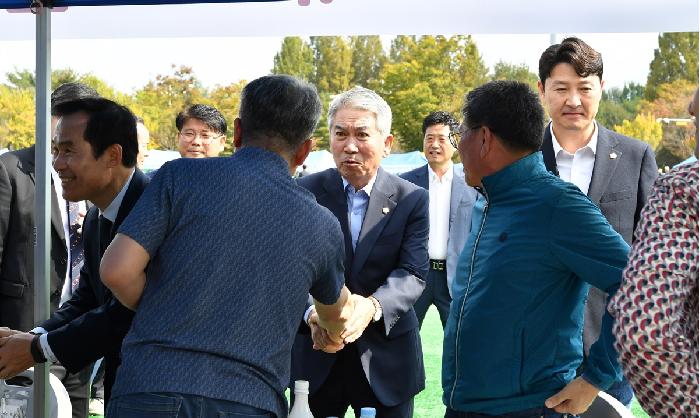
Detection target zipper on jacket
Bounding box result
[449,186,490,408]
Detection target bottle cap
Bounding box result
[293,380,309,394]
[360,407,376,417]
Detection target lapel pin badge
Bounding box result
[382,207,390,215]
[609,152,618,160]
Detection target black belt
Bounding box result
[430,259,446,271]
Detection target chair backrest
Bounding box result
[581,391,635,418]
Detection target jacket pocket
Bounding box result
[599,189,633,203]
[0,281,26,298]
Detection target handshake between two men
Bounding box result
[311,291,379,353]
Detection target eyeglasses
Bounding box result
[178,130,224,145]
[452,124,482,148]
[448,131,460,149]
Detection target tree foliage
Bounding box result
[645,32,698,100]
[311,36,353,94]
[272,37,315,81]
[613,113,663,149]
[491,61,538,91]
[0,85,35,150]
[350,36,387,87]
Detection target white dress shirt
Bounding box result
[550,122,598,195]
[427,163,452,260]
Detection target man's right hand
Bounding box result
[308,311,345,353]
[0,327,22,338]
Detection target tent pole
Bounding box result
[33,1,51,417]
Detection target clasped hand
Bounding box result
[0,328,36,380]
[310,294,376,353]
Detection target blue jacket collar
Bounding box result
[481,152,548,198]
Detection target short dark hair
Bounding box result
[53,98,138,168]
[538,37,603,85]
[422,111,458,136]
[175,104,227,135]
[50,82,99,116]
[462,81,544,153]
[239,75,322,151]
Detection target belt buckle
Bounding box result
[431,260,445,271]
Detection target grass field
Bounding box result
[94,306,650,417]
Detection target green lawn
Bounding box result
[94,306,650,417]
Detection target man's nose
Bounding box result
[565,92,582,107]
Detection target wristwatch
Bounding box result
[369,296,382,322]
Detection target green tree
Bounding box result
[350,36,387,87]
[0,85,35,150]
[491,61,538,91]
[311,36,353,94]
[597,82,646,127]
[645,32,698,100]
[272,37,315,81]
[131,65,205,150]
[376,35,488,150]
[5,69,35,89]
[205,81,247,156]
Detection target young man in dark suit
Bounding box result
[537,36,658,407]
[401,111,477,328]
[291,86,429,418]
[0,97,148,406]
[0,82,98,418]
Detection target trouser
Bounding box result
[445,407,579,418]
[303,345,414,418]
[107,392,274,418]
[413,266,451,328]
[50,363,92,418]
[91,359,105,399]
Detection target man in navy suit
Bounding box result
[292,86,429,418]
[537,36,658,407]
[401,111,477,328]
[0,98,147,406]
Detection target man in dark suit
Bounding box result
[292,86,429,418]
[401,111,477,328]
[537,37,658,406]
[0,97,147,406]
[0,82,98,418]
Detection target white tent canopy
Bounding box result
[0,0,698,40]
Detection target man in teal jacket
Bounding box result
[443,80,630,417]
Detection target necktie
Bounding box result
[67,201,84,291]
[99,215,113,256]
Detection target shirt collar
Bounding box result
[342,173,377,196]
[550,121,598,156]
[100,168,135,222]
[428,162,454,184]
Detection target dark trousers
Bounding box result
[51,363,92,418]
[107,392,274,418]
[603,379,634,408]
[413,267,451,328]
[445,407,578,418]
[306,345,414,418]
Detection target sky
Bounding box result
[0,33,661,94]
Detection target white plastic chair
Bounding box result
[0,368,71,418]
[580,391,635,418]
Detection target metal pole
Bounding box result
[549,33,557,45]
[34,1,51,417]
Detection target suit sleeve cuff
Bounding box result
[30,327,47,335]
[39,333,58,364]
[303,306,315,325]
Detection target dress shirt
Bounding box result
[427,163,452,260]
[36,169,135,363]
[304,174,376,324]
[342,175,376,251]
[550,122,598,195]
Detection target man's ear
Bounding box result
[104,143,123,168]
[537,80,545,100]
[233,118,242,149]
[293,139,313,168]
[383,134,394,157]
[480,127,493,159]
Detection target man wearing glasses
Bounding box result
[443,81,629,417]
[401,111,476,329]
[176,104,227,158]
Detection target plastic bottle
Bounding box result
[359,407,376,417]
[288,380,314,418]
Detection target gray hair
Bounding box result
[328,86,392,137]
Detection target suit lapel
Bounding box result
[587,127,620,205]
[449,167,464,229]
[415,165,429,190]
[21,146,64,240]
[319,170,353,268]
[350,168,397,278]
[540,123,558,175]
[113,169,149,233]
